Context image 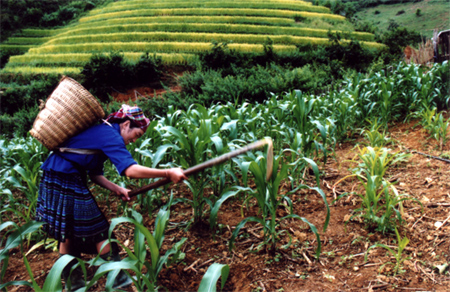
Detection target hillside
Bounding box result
[354,0,449,39]
[0,0,384,75]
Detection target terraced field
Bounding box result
[1,0,384,75]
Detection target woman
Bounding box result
[35,105,187,291]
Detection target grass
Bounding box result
[355,0,450,39]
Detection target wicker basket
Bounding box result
[30,76,105,150]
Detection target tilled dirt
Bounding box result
[2,116,449,292]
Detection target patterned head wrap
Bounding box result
[105,104,150,132]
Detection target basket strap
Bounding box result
[54,147,102,155]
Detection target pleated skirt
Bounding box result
[36,170,109,246]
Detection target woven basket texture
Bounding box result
[30,76,104,150]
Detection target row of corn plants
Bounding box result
[1,61,448,289]
[79,8,346,24]
[1,196,228,291]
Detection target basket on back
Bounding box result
[30,76,105,151]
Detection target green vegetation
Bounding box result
[1,0,382,74]
[335,146,422,233]
[1,60,449,290]
[1,0,449,290]
[353,0,449,38]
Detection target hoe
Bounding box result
[128,138,273,198]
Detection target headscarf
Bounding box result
[105,104,150,132]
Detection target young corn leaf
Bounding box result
[209,186,251,230]
[198,263,230,292]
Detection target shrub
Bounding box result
[198,41,249,71]
[377,26,422,60]
[132,53,163,86]
[0,76,60,115]
[81,52,134,103]
[0,105,40,137]
[81,52,165,102]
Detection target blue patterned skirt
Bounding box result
[36,170,109,247]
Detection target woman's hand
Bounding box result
[90,174,131,201]
[114,185,131,201]
[166,168,188,183]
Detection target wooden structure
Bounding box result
[434,29,450,63]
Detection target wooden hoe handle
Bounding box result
[128,138,273,198]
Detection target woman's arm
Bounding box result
[89,174,131,201]
[123,164,187,182]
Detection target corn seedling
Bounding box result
[335,147,420,233]
[90,194,187,291]
[362,119,391,148]
[420,108,449,151]
[364,228,411,275]
[0,221,45,289]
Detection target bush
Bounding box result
[81,52,165,103]
[325,32,377,75]
[81,52,134,103]
[0,75,60,116]
[0,105,40,137]
[377,26,422,60]
[166,63,333,108]
[133,53,163,86]
[198,41,250,72]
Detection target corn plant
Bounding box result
[229,149,329,258]
[90,194,187,291]
[419,108,449,150]
[364,228,410,275]
[362,119,391,148]
[352,146,411,178]
[0,136,47,224]
[160,104,237,225]
[335,147,421,233]
[0,221,45,289]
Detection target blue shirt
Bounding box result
[41,123,137,176]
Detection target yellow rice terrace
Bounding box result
[1,0,383,75]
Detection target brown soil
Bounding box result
[111,85,182,102]
[2,101,449,291]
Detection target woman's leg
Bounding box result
[59,239,80,257]
[59,239,85,291]
[96,239,111,255]
[98,240,133,289]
